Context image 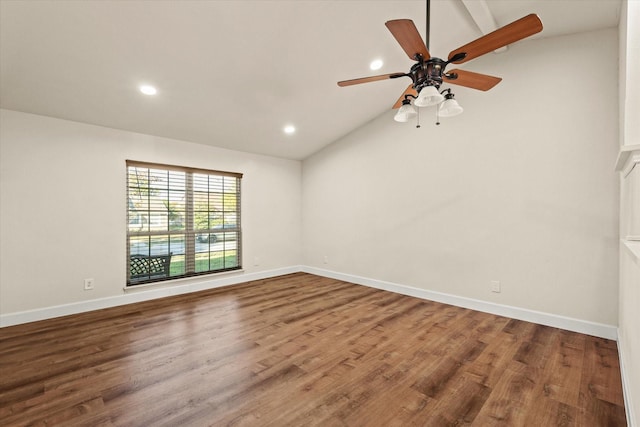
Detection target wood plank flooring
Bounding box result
[0,273,627,426]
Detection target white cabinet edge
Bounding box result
[615,144,640,175]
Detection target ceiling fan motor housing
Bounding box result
[411,57,448,92]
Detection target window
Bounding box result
[126,160,242,286]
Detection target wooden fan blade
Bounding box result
[385,19,430,60]
[393,84,418,109]
[445,69,502,91]
[448,14,542,64]
[338,73,406,87]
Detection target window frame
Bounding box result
[126,160,242,286]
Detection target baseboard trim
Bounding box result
[618,338,637,427]
[301,266,618,341]
[1,265,618,341]
[0,266,301,327]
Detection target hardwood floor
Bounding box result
[0,273,627,426]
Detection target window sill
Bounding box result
[123,268,245,292]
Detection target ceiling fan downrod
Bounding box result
[425,0,431,51]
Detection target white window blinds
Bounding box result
[126,160,242,285]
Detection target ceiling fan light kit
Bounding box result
[393,100,418,123]
[438,89,464,118]
[338,1,543,126]
[413,85,444,107]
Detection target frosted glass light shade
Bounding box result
[414,85,444,107]
[394,103,417,122]
[438,98,464,117]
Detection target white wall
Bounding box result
[0,109,302,315]
[303,28,620,326]
[620,0,640,149]
[618,1,640,424]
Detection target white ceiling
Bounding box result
[0,0,621,160]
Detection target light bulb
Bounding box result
[139,85,157,95]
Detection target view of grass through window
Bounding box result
[126,161,242,285]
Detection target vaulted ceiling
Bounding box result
[0,0,621,160]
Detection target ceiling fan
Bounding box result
[337,1,543,122]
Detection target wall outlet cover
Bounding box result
[491,280,501,293]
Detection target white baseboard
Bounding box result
[0,266,301,328]
[1,265,619,342]
[301,266,618,341]
[618,338,637,427]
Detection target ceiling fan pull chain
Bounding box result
[416,106,421,128]
[436,106,441,126]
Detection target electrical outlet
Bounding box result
[84,278,94,290]
[323,255,329,264]
[253,256,260,266]
[490,280,501,293]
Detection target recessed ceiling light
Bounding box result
[370,59,383,70]
[283,125,296,135]
[139,85,157,95]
